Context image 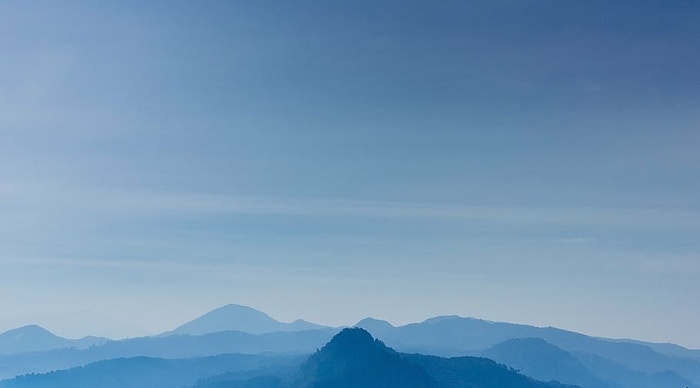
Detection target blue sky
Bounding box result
[1,1,699,346]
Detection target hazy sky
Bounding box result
[1,1,699,346]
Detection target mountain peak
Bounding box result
[0,325,69,355]
[421,315,464,324]
[297,328,436,387]
[355,317,394,327]
[324,328,377,350]
[288,319,328,331]
[354,317,394,337]
[483,337,610,388]
[169,303,329,336]
[310,328,395,363]
[217,303,272,316]
[2,324,57,338]
[171,304,279,336]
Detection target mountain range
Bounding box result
[356,315,700,388]
[0,329,578,388]
[0,353,302,388]
[0,328,335,380]
[1,303,698,388]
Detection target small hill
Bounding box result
[0,325,107,355]
[483,338,610,388]
[350,314,700,385]
[197,376,284,388]
[354,318,395,337]
[406,353,577,388]
[169,304,328,336]
[617,339,700,361]
[0,329,336,380]
[204,328,580,388]
[0,353,300,388]
[287,320,327,332]
[294,328,436,387]
[574,351,698,388]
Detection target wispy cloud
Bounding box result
[639,257,700,276]
[0,254,298,283]
[2,183,700,229]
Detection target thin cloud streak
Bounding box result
[640,257,700,276]
[3,184,700,229]
[0,255,319,295]
[0,255,264,276]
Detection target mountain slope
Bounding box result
[483,338,610,388]
[0,329,337,380]
[0,353,302,388]
[406,354,576,388]
[573,351,698,388]
[169,304,328,336]
[617,339,700,362]
[0,325,107,355]
[294,328,436,387]
[0,328,584,388]
[365,315,700,385]
[196,328,578,388]
[354,318,395,338]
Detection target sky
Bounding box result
[1,0,699,346]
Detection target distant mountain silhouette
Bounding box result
[197,376,285,388]
[0,325,108,355]
[357,315,700,386]
[168,304,328,336]
[0,353,301,388]
[484,337,699,388]
[616,339,700,362]
[0,328,336,379]
[354,318,395,337]
[483,338,611,388]
[405,353,576,388]
[3,329,576,388]
[574,351,697,388]
[2,306,700,388]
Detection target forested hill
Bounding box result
[196,328,579,388]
